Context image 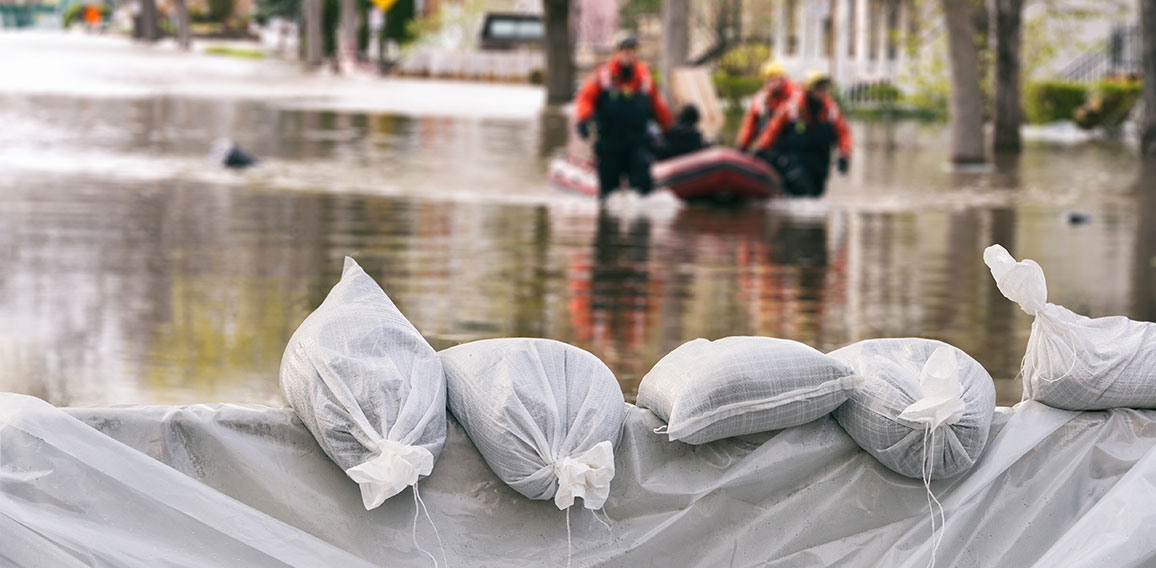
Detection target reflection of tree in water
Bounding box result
[537,107,571,162]
[1134,162,1156,322]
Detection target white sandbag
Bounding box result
[441,338,625,510]
[637,336,860,444]
[829,338,996,479]
[985,244,1156,410]
[280,257,446,510]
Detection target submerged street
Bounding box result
[1,32,1153,407]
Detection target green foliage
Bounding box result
[404,0,483,51]
[527,68,545,85]
[1023,80,1088,124]
[207,0,235,23]
[619,0,660,32]
[360,0,416,50]
[711,71,762,111]
[385,0,417,44]
[253,0,299,25]
[1074,77,1143,130]
[717,43,770,78]
[322,0,339,56]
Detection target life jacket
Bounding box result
[591,60,656,142]
[776,93,841,156]
[751,82,795,132]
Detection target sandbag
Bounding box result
[637,336,860,444]
[985,244,1156,410]
[441,338,624,510]
[829,338,996,479]
[280,257,446,510]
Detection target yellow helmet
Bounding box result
[804,70,832,89]
[760,60,786,79]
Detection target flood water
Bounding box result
[2,35,1154,407]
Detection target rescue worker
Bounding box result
[574,34,673,198]
[735,60,796,153]
[753,71,851,197]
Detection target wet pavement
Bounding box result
[2,33,1154,406]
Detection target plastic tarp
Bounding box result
[3,392,1156,566]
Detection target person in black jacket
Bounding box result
[656,104,708,160]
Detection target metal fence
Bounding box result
[1059,24,1141,83]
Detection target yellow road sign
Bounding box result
[370,0,398,11]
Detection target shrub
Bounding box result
[717,43,771,78]
[1074,77,1142,130]
[1023,80,1088,125]
[527,68,544,85]
[207,0,234,22]
[712,71,763,111]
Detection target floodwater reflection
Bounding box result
[1,92,1153,407]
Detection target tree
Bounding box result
[338,0,359,72]
[543,0,575,104]
[173,0,192,51]
[1142,0,1156,156]
[139,0,159,41]
[941,0,986,164]
[305,0,324,66]
[991,0,1024,153]
[661,0,690,102]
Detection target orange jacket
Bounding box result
[753,91,851,157]
[736,81,797,151]
[574,57,672,132]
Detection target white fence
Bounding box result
[396,49,544,81]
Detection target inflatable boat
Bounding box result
[548,147,781,202]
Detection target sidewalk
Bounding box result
[0,31,547,120]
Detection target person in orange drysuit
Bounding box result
[573,34,672,198]
[735,60,796,153]
[753,72,851,197]
[83,4,101,30]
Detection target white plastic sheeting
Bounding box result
[4,392,1156,566]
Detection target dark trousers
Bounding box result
[758,151,829,197]
[595,140,654,198]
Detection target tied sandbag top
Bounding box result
[830,338,996,479]
[985,244,1156,410]
[280,257,446,510]
[441,337,625,510]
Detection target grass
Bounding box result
[203,45,266,59]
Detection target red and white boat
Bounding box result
[548,147,781,202]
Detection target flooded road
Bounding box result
[2,34,1154,407]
